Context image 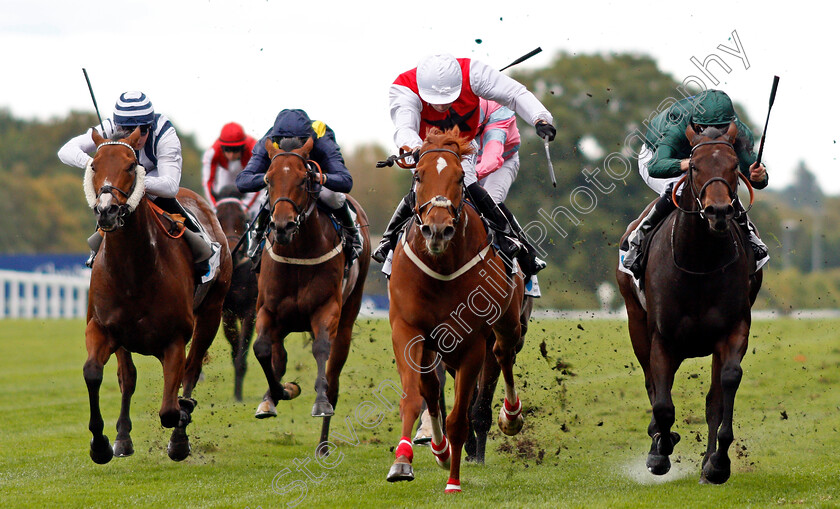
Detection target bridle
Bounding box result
[87,141,144,231]
[672,140,754,219]
[412,148,466,227]
[264,151,323,236]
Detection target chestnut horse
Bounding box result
[253,136,370,450]
[386,128,526,492]
[215,186,259,401]
[83,128,232,463]
[616,122,762,484]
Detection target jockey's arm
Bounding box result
[469,60,553,127]
[312,135,352,193]
[200,147,217,204]
[389,83,423,151]
[647,143,685,179]
[236,139,270,193]
[58,127,99,169]
[144,129,181,198]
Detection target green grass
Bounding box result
[0,318,838,508]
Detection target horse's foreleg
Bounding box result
[386,320,424,483]
[252,310,295,418]
[318,318,354,449]
[444,345,484,493]
[114,348,136,458]
[702,322,749,485]
[310,303,340,418]
[702,353,724,480]
[83,321,114,464]
[419,355,449,469]
[493,325,524,437]
[160,339,191,461]
[646,333,681,475]
[222,310,242,400]
[234,309,257,402]
[468,336,500,464]
[183,299,224,400]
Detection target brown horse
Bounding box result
[253,136,370,450]
[386,128,526,492]
[617,122,762,484]
[83,128,232,463]
[215,186,259,401]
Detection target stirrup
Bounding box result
[85,251,95,268]
[372,237,392,263]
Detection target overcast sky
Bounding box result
[2,0,837,193]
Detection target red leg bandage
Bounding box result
[431,436,450,463]
[395,436,413,462]
[503,396,522,419]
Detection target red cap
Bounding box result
[219,122,247,146]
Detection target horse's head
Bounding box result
[263,136,319,245]
[683,122,744,234]
[413,127,474,255]
[86,128,146,231]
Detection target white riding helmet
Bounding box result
[416,54,462,105]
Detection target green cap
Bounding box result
[691,90,736,125]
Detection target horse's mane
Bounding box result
[217,184,243,200]
[424,128,475,157]
[275,136,306,152]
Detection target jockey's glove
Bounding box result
[535,120,556,142]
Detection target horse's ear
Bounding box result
[725,121,738,142]
[685,122,699,146]
[126,128,141,146]
[91,128,104,147]
[265,137,277,157]
[302,136,314,156]
[450,125,461,138]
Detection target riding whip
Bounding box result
[82,68,105,134]
[755,75,780,166]
[499,47,542,72]
[543,140,557,187]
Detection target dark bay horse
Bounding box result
[253,136,370,450]
[84,128,232,463]
[215,186,258,401]
[386,128,526,492]
[617,122,762,484]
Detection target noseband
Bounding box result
[413,148,466,226]
[673,140,754,219]
[89,141,144,231]
[265,151,322,235]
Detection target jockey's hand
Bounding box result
[680,159,690,172]
[397,145,421,169]
[535,120,556,142]
[749,162,767,183]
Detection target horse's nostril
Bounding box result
[283,222,297,233]
[420,225,432,239]
[725,204,735,217]
[704,206,716,218]
[442,226,455,239]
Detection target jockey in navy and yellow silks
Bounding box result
[236,108,361,266]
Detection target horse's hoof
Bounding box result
[701,454,731,484]
[89,435,113,464]
[113,438,134,457]
[311,400,334,417]
[283,382,302,400]
[465,454,485,464]
[167,428,191,462]
[444,479,462,493]
[255,400,277,419]
[498,406,525,436]
[386,462,414,482]
[646,453,671,475]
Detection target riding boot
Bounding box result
[621,190,676,279]
[247,205,270,262]
[85,230,103,268]
[498,202,547,277]
[334,202,363,266]
[466,183,522,265]
[372,193,414,263]
[734,204,769,272]
[154,197,217,279]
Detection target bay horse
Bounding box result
[386,127,526,492]
[253,136,370,450]
[215,185,259,401]
[84,128,232,463]
[616,122,763,484]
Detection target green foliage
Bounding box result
[1,318,838,507]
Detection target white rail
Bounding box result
[0,269,90,319]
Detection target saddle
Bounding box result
[635,211,673,290]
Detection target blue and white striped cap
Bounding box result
[113,91,154,126]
